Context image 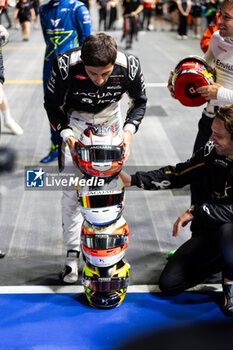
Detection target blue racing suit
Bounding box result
[40,0,91,145]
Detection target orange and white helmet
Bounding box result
[81,216,129,267]
[75,124,124,181]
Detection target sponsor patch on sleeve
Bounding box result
[204,141,215,157]
[58,54,70,80]
[128,55,139,81]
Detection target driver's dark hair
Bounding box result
[215,105,233,140]
[81,33,117,67]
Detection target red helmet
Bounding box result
[75,125,124,180]
[172,55,215,107]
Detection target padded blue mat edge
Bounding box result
[0,291,230,350]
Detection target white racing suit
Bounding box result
[44,47,147,252]
[191,30,233,204]
[195,30,233,151]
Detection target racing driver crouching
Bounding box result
[44,33,147,284]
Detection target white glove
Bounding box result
[0,25,9,46]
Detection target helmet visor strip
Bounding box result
[79,192,123,208]
[76,145,124,162]
[81,234,128,249]
[82,276,129,292]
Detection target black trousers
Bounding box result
[99,8,108,31]
[159,223,233,295]
[123,16,138,45]
[193,112,214,153]
[108,7,117,29]
[0,9,12,27]
[190,111,214,205]
[178,3,187,36]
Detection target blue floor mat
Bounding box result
[0,291,230,350]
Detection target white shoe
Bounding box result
[4,118,23,136]
[148,24,154,31]
[176,35,182,40]
[182,35,188,40]
[60,250,80,284]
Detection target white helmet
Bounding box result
[77,176,125,226]
[75,124,124,181]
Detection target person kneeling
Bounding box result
[120,104,233,316]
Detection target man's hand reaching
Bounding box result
[196,82,221,101]
[122,130,132,164]
[172,208,194,237]
[167,70,176,99]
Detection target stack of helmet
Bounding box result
[75,124,130,309]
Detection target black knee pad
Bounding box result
[158,273,179,296]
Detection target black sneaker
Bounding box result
[125,44,132,50]
[59,250,80,284]
[222,279,233,316]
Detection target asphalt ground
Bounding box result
[0,7,212,286]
